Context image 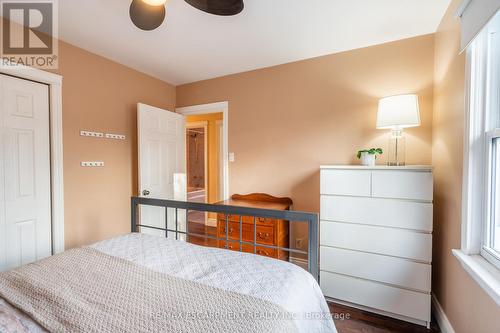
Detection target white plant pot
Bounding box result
[360,152,376,166]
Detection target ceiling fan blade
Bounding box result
[185,0,244,16]
[130,0,166,31]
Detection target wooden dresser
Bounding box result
[216,193,291,260]
[319,166,433,328]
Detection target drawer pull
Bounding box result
[222,227,234,235]
[258,218,266,222]
[257,250,271,256]
[257,232,271,240]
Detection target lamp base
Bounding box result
[387,129,406,166]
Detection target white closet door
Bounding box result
[0,74,52,272]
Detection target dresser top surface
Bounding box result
[215,199,290,211]
[320,165,433,171]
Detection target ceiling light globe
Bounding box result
[130,0,166,30]
[142,0,168,6]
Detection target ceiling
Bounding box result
[58,0,451,85]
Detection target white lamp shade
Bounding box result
[377,94,421,129]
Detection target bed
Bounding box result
[0,198,336,333]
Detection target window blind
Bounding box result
[458,0,500,51]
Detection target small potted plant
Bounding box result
[357,148,383,166]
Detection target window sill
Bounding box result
[452,249,500,306]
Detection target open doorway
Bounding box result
[186,122,208,227]
[177,102,228,247]
[177,102,229,202]
[185,112,224,227]
[186,123,208,204]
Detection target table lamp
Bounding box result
[377,94,420,166]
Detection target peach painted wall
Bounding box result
[432,1,500,332]
[0,17,176,249]
[176,34,435,214]
[55,41,176,249]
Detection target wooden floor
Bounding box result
[186,222,441,333]
[186,221,217,247]
[329,303,440,333]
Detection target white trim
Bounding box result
[216,119,224,201]
[0,64,65,254]
[461,32,488,255]
[0,63,62,86]
[482,246,500,270]
[431,294,456,333]
[49,82,65,254]
[176,102,229,200]
[453,249,500,306]
[177,102,229,114]
[483,129,500,269]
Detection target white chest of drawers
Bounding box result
[319,165,433,328]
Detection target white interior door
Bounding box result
[0,74,52,272]
[138,103,186,239]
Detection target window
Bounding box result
[460,10,500,269]
[482,13,500,269]
[485,131,500,268]
[456,8,500,307]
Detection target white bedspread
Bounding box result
[1,233,336,333]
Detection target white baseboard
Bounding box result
[432,294,456,333]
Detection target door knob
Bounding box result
[142,190,151,196]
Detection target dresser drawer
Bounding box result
[372,171,433,201]
[320,195,433,232]
[217,214,276,225]
[320,221,432,262]
[218,241,277,258]
[218,222,274,245]
[320,169,371,196]
[320,247,431,292]
[320,271,431,322]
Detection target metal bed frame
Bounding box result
[131,197,319,280]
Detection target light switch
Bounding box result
[229,152,235,162]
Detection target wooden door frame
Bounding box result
[176,102,229,200]
[186,121,209,202]
[0,63,65,255]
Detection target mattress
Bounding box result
[0,233,336,333]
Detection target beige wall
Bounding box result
[432,1,500,332]
[177,35,435,214]
[55,41,176,249]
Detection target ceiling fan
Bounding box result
[130,0,244,31]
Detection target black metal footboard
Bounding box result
[131,197,319,281]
